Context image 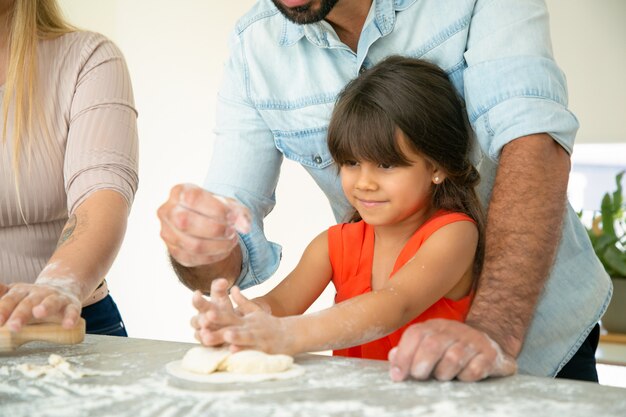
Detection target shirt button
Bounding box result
[359,65,366,74]
[314,155,323,164]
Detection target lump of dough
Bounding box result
[218,350,293,374]
[181,347,231,374]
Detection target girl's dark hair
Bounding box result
[327,55,484,277]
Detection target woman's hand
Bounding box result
[0,190,131,333]
[0,279,82,331]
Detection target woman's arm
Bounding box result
[0,190,128,331]
[222,221,478,355]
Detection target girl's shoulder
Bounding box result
[410,210,476,246]
[424,210,475,229]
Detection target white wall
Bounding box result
[59,0,334,342]
[546,0,626,144]
[57,0,625,342]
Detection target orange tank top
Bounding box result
[328,210,474,360]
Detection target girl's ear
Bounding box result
[432,168,446,185]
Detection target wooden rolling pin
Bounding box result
[0,318,85,352]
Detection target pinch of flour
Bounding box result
[15,354,121,379]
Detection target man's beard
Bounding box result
[271,0,340,25]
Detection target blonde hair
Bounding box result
[2,0,74,193]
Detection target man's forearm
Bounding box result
[171,244,243,294]
[466,133,571,358]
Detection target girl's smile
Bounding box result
[340,132,445,229]
[354,198,388,209]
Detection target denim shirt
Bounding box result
[204,0,611,376]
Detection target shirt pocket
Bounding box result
[273,127,334,169]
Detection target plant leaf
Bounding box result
[603,245,626,276]
[612,170,624,213]
[601,193,616,238]
[595,232,617,253]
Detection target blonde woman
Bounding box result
[0,0,138,335]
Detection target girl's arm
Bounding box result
[0,190,128,331]
[222,220,478,355]
[191,230,333,345]
[254,230,334,316]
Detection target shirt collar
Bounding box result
[279,0,414,47]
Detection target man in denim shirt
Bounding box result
[158,0,611,382]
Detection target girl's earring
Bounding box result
[433,176,440,184]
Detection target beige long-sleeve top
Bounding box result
[0,31,138,285]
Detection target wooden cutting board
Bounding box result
[0,318,85,352]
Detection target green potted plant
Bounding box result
[584,170,626,333]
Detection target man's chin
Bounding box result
[280,0,312,8]
[271,0,339,25]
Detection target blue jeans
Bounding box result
[80,294,128,337]
[555,323,600,382]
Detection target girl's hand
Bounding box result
[223,311,295,355]
[0,281,82,332]
[190,278,264,345]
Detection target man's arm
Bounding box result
[389,134,569,381]
[466,133,570,357]
[170,248,242,294]
[159,26,284,294]
[389,0,578,382]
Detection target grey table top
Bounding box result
[0,335,624,417]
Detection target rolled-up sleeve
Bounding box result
[463,0,579,161]
[203,31,283,290]
[64,36,139,214]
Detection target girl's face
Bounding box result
[340,133,445,228]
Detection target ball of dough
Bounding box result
[181,347,231,374]
[218,350,293,374]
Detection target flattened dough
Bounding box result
[167,346,304,383]
[181,347,231,374]
[220,350,293,374]
[166,360,305,383]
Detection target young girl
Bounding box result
[191,55,484,361]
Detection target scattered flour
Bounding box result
[14,354,121,379]
[1,340,624,417]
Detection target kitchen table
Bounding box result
[1,335,624,417]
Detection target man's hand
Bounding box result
[158,184,251,268]
[388,319,517,382]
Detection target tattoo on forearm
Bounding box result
[57,214,78,248]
